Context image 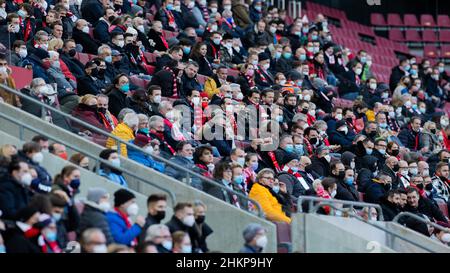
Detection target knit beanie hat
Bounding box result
[87,187,109,204]
[114,189,135,207]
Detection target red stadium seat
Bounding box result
[405,29,421,42]
[436,199,449,218]
[371,13,386,26]
[420,14,436,27]
[275,222,292,253]
[440,30,450,43]
[10,66,33,90]
[403,14,420,27]
[75,52,90,65]
[387,13,403,26]
[422,30,438,42]
[441,45,450,59]
[424,45,439,58]
[437,15,450,27]
[144,52,157,63]
[389,29,405,42]
[227,69,240,79]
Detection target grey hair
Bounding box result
[145,224,170,241]
[193,200,207,210]
[123,113,139,128]
[117,108,136,122]
[97,44,112,55]
[80,228,105,244]
[149,115,164,129]
[48,50,59,59]
[30,78,46,89]
[158,100,173,112]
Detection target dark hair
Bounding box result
[8,159,27,174]
[174,202,193,213]
[22,142,41,154]
[406,187,419,195]
[189,42,207,60]
[28,194,52,214]
[304,127,318,137]
[147,85,162,96]
[185,89,200,98]
[147,194,167,206]
[54,165,79,184]
[49,193,68,208]
[12,40,25,50]
[193,145,213,164]
[70,153,88,166]
[135,241,158,253]
[330,160,343,171]
[99,149,117,160]
[247,89,260,98]
[32,135,49,143]
[321,177,337,191]
[176,141,191,153]
[169,45,183,54]
[213,161,231,180]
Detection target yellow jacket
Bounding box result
[105,123,134,157]
[204,77,220,99]
[249,183,291,224]
[366,110,375,122]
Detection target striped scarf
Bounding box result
[199,4,209,22]
[164,67,178,98]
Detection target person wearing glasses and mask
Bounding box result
[248,168,291,223]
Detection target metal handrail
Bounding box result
[0,110,178,207]
[393,212,450,234]
[309,203,437,253]
[0,83,264,217]
[297,196,384,221]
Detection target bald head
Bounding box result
[418,161,430,176]
[300,156,312,171]
[398,160,408,168]
[386,156,399,169]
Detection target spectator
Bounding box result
[79,187,114,244]
[139,194,168,243]
[249,168,291,223]
[380,190,401,221]
[171,231,192,253]
[106,74,131,117]
[128,134,165,172]
[98,149,128,187]
[106,112,139,157]
[143,224,173,253]
[79,228,108,253]
[107,189,145,247]
[165,141,202,189]
[405,187,447,223]
[364,174,392,204]
[189,200,213,253]
[398,116,423,152]
[239,223,267,253]
[72,19,100,55]
[166,202,195,234]
[3,206,41,253]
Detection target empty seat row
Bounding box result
[389,29,450,42]
[423,45,450,59]
[371,13,450,28]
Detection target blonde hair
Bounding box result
[80,94,97,105]
[48,38,64,51]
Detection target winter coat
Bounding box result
[248,182,291,223]
[106,211,142,246]
[106,122,135,157]
[127,146,165,173]
[78,202,114,244]
[0,175,33,220]
[164,155,202,190]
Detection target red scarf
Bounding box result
[40,237,62,253]
[160,32,169,50]
[165,9,178,31]
[243,73,255,87]
[114,207,137,246]
[443,129,450,150]
[256,67,268,83]
[199,4,209,22]
[19,17,32,42]
[304,138,314,157]
[151,129,175,155]
[195,163,213,178]
[267,151,282,173]
[210,44,221,60]
[164,67,178,98]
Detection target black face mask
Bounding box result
[301,108,308,114]
[392,164,400,172]
[368,131,377,139]
[346,117,353,123]
[417,183,424,190]
[90,67,99,77]
[98,68,106,78]
[87,104,97,111]
[97,107,107,114]
[425,183,433,191]
[108,15,116,23]
[430,129,437,134]
[369,164,377,173]
[68,48,77,57]
[309,137,318,146]
[113,4,122,11]
[153,210,166,221]
[335,170,345,180]
[195,215,205,224]
[391,149,400,156]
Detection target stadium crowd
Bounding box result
[0,0,450,252]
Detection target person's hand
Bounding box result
[213,59,221,64]
[421,146,429,153]
[7,24,15,33]
[135,215,146,227]
[53,190,70,203]
[279,182,287,194]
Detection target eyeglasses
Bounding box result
[262,176,274,181]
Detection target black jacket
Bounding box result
[310,156,331,178]
[277,171,313,201]
[191,55,213,77]
[380,198,400,221]
[405,197,447,223]
[139,213,162,243]
[93,19,110,44]
[335,180,359,202]
[166,215,189,234]
[107,88,129,117]
[60,52,85,79]
[0,175,33,220]
[3,223,41,253]
[364,179,388,204]
[389,66,406,91]
[398,127,422,152]
[72,28,101,55]
[147,29,169,53]
[77,75,107,96]
[80,0,104,24]
[179,73,202,99]
[149,69,178,98]
[380,164,400,190]
[189,222,213,253]
[78,203,114,244]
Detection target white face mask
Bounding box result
[144,145,154,154]
[350,161,356,169]
[162,240,173,250]
[32,152,44,164]
[116,40,125,48]
[82,26,89,33]
[236,92,244,101]
[0,66,7,75]
[191,97,200,106]
[409,168,418,176]
[335,114,343,121]
[137,25,145,33]
[18,48,28,58]
[126,203,139,216]
[181,245,192,253]
[441,233,450,243]
[210,7,218,13]
[255,235,268,249]
[20,173,33,186]
[92,244,108,253]
[369,83,377,90]
[182,215,195,227]
[330,190,337,198]
[355,68,362,75]
[110,158,121,168]
[153,95,161,103]
[324,154,331,163]
[98,201,111,212]
[263,63,270,70]
[401,170,409,177]
[279,79,286,85]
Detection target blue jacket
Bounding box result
[398,127,422,151]
[364,180,387,204]
[94,19,110,44]
[99,169,128,188]
[127,147,165,173]
[106,211,142,246]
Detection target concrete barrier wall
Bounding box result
[0,102,277,253]
[291,213,395,253]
